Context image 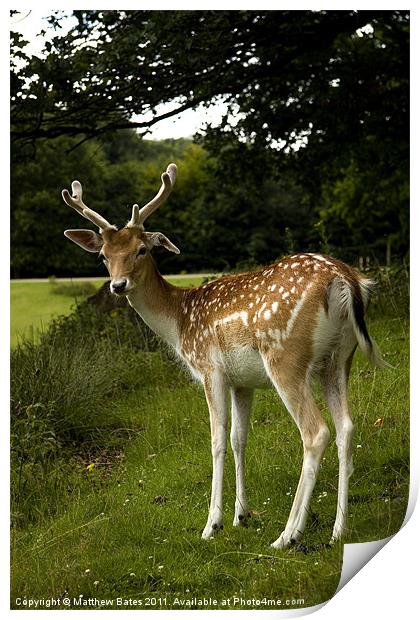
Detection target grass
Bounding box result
[10,276,206,347]
[10,308,409,610]
[10,280,105,347]
[11,353,339,609]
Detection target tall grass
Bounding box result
[10,297,160,527]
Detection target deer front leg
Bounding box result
[202,371,229,540]
[231,387,253,526]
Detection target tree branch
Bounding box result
[12,92,226,144]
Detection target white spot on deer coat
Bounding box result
[282,284,313,341]
[257,302,267,318]
[312,254,333,265]
[214,310,249,329]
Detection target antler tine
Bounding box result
[129,163,177,227]
[62,180,115,231]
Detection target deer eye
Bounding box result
[136,246,147,257]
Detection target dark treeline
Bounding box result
[11,10,409,277]
[11,132,316,277]
[11,129,406,277]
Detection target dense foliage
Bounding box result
[11,10,409,276]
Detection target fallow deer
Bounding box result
[62,163,387,548]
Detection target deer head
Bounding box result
[63,163,180,295]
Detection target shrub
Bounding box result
[367,262,409,318]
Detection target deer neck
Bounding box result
[126,257,184,349]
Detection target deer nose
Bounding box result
[111,278,128,294]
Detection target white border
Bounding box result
[4,3,417,618]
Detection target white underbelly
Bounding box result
[222,346,271,388]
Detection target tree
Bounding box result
[11,10,409,265]
[11,130,319,277]
[11,137,110,277]
[11,11,408,151]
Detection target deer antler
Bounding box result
[128,163,177,228]
[62,180,116,231]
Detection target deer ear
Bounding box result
[145,232,180,254]
[64,229,103,253]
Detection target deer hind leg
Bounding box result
[322,336,357,544]
[263,355,330,549]
[231,387,253,527]
[201,371,230,540]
